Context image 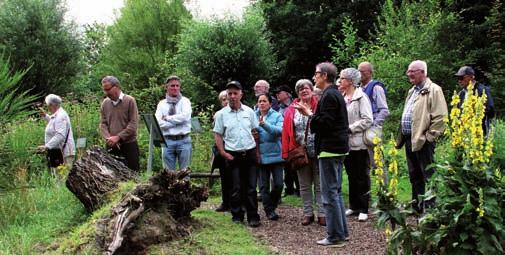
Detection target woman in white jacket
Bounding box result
[38,94,75,170]
[339,68,373,222]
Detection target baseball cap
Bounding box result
[226,81,242,90]
[455,66,475,76]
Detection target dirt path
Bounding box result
[209,202,387,254]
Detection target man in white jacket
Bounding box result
[155,75,192,171]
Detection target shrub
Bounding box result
[0,0,82,95]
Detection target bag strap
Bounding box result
[61,120,71,151]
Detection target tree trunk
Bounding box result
[66,147,137,212]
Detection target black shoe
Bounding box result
[248,219,261,228]
[266,211,279,221]
[215,204,230,212]
[295,190,300,197]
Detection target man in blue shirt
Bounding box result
[214,81,261,227]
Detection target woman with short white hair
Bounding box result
[38,94,75,170]
[339,68,373,222]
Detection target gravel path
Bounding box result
[208,202,387,254]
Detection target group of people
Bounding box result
[38,59,494,248]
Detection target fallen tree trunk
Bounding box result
[66,147,137,212]
[97,170,208,255]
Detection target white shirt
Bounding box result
[44,107,76,157]
[155,95,192,136]
[111,92,125,106]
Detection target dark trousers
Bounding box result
[284,163,300,194]
[405,136,435,213]
[108,141,140,171]
[226,149,260,222]
[344,149,370,213]
[259,163,284,213]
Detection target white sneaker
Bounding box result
[345,209,355,216]
[316,238,345,247]
[358,213,368,221]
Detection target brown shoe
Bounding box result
[301,215,314,226]
[318,216,326,226]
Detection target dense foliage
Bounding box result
[175,7,277,107]
[96,0,191,91]
[0,0,81,95]
[259,0,383,86]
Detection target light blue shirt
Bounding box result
[213,103,259,151]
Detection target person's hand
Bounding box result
[222,152,234,161]
[106,136,120,147]
[293,102,313,116]
[38,107,47,118]
[259,115,265,126]
[37,145,47,153]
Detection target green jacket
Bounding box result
[397,78,448,152]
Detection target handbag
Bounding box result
[363,125,383,147]
[286,118,310,170]
[47,148,64,168]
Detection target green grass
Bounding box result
[0,173,87,255]
[150,208,271,255]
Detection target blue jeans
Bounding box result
[162,136,192,171]
[319,156,348,242]
[259,163,284,213]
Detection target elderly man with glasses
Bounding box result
[396,60,447,213]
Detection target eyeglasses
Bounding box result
[456,76,465,81]
[339,77,350,81]
[406,69,422,75]
[314,71,324,76]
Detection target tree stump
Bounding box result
[97,170,208,255]
[66,147,137,212]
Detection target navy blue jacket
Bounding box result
[311,85,349,155]
[458,82,495,135]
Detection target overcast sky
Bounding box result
[66,0,250,26]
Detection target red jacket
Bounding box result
[281,96,319,159]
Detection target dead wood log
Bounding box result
[66,147,137,212]
[99,170,208,255]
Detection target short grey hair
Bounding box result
[101,76,120,86]
[45,94,62,106]
[165,75,181,84]
[410,60,428,76]
[218,90,227,100]
[255,80,270,90]
[341,68,361,87]
[295,79,314,93]
[316,62,338,83]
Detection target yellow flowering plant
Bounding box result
[377,81,505,254]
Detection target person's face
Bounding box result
[457,75,472,89]
[254,83,268,96]
[406,63,426,85]
[276,91,289,102]
[257,95,271,112]
[297,84,313,101]
[219,95,228,107]
[102,81,119,100]
[47,103,58,114]
[313,68,325,89]
[227,88,243,108]
[358,64,372,84]
[165,80,181,97]
[339,71,352,91]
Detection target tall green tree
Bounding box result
[174,7,277,107]
[97,0,191,90]
[259,0,383,86]
[0,0,81,95]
